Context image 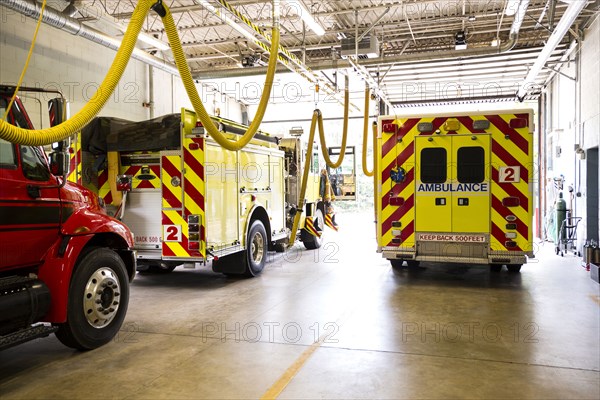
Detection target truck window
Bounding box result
[20,145,50,181]
[0,138,17,168]
[420,148,446,183]
[457,147,484,183]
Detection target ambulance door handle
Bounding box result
[458,198,469,206]
[435,198,446,206]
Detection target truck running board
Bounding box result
[0,324,58,351]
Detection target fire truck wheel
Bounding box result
[507,264,522,273]
[55,248,129,350]
[301,208,324,250]
[138,263,177,274]
[245,220,268,277]
[490,264,503,272]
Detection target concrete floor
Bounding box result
[1,212,599,399]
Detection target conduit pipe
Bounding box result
[516,0,586,100]
[0,0,179,75]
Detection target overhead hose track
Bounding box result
[361,86,373,177]
[0,0,280,149]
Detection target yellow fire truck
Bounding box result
[72,109,337,276]
[376,110,534,272]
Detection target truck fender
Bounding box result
[60,208,135,248]
[37,234,93,323]
[243,205,272,247]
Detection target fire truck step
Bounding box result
[0,324,58,352]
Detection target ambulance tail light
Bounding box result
[188,241,200,250]
[382,119,397,134]
[505,241,518,248]
[505,232,517,239]
[389,196,405,206]
[502,197,520,207]
[509,118,527,129]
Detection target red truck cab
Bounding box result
[0,86,136,350]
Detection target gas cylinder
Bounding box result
[554,192,567,244]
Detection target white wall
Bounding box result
[545,15,600,247]
[0,11,149,125]
[0,11,244,126]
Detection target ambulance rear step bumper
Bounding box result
[383,251,527,265]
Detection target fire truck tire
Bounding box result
[490,264,503,272]
[138,263,177,274]
[301,208,324,250]
[55,248,129,350]
[245,220,268,277]
[507,264,522,273]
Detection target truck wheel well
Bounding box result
[79,234,136,281]
[249,207,272,245]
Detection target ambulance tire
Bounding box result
[390,259,406,269]
[490,264,503,272]
[55,248,129,350]
[406,260,420,268]
[301,208,324,250]
[507,264,522,273]
[244,220,268,277]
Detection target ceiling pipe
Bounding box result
[193,0,531,79]
[0,0,179,76]
[516,0,586,100]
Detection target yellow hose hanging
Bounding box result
[318,75,349,169]
[361,86,373,177]
[2,0,47,122]
[161,6,280,151]
[0,0,280,150]
[288,110,319,245]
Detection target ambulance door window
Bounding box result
[457,147,484,183]
[420,148,446,183]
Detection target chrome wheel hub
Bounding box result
[83,267,121,328]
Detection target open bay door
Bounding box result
[327,146,356,200]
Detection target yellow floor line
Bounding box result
[260,337,325,400]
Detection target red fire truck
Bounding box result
[0,86,136,350]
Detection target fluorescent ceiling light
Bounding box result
[285,0,325,36]
[137,33,170,51]
[505,0,521,16]
[198,0,258,43]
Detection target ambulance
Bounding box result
[71,109,337,277]
[376,110,534,272]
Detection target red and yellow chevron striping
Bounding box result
[304,216,321,238]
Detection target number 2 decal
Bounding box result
[163,225,182,242]
[499,166,520,183]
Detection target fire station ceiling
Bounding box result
[64,0,599,105]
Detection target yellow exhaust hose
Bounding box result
[288,110,319,245]
[318,75,349,169]
[161,7,280,151]
[361,86,374,177]
[0,0,154,146]
[0,0,280,150]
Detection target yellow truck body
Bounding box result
[376,110,534,269]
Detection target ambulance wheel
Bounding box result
[244,220,267,277]
[490,264,503,272]
[507,264,522,273]
[406,260,420,268]
[301,208,324,250]
[390,259,405,269]
[55,248,129,350]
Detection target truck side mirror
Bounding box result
[48,97,68,151]
[49,151,68,177]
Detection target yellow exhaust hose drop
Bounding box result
[0,0,280,150]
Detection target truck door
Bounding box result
[451,135,490,233]
[415,135,452,232]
